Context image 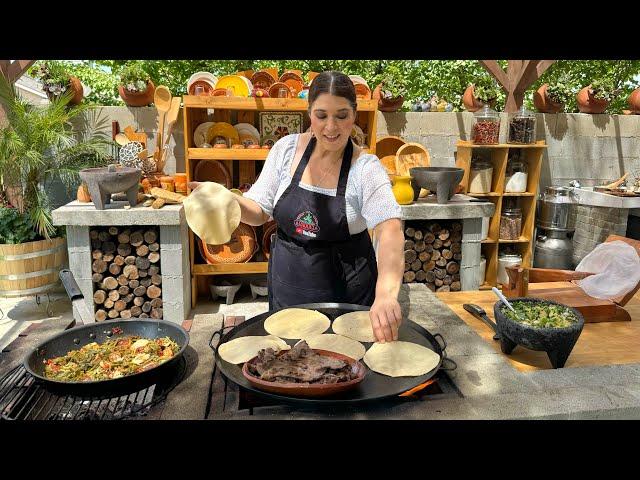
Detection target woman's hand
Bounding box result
[369,293,402,343]
[187,181,201,191]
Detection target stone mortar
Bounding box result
[79,164,141,210]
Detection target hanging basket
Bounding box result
[119,80,156,107]
[199,223,258,264]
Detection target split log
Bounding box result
[93,290,106,304]
[135,257,150,270]
[92,250,102,260]
[424,232,435,244]
[98,231,110,242]
[436,286,450,292]
[418,251,431,262]
[443,276,452,285]
[141,278,152,288]
[446,261,460,274]
[434,278,444,287]
[404,240,415,251]
[148,243,160,252]
[148,252,160,264]
[429,223,442,234]
[142,302,152,313]
[432,238,443,249]
[136,245,149,257]
[118,230,131,244]
[147,285,162,299]
[405,227,415,238]
[120,310,132,319]
[102,241,116,253]
[150,308,163,319]
[114,255,126,266]
[108,290,120,302]
[108,310,119,319]
[150,298,163,308]
[118,286,130,296]
[415,270,427,282]
[403,271,416,283]
[405,250,417,263]
[102,276,118,291]
[151,274,162,286]
[130,231,144,247]
[92,273,104,284]
[117,243,132,257]
[123,264,139,279]
[134,286,147,297]
[133,296,145,307]
[102,253,114,263]
[139,313,150,318]
[95,310,107,322]
[92,259,107,274]
[442,249,453,260]
[108,226,119,236]
[435,257,447,267]
[148,265,160,276]
[138,269,148,278]
[431,250,441,261]
[414,240,426,253]
[451,281,461,291]
[129,279,140,289]
[411,260,422,271]
[144,230,157,244]
[131,306,142,317]
[125,255,136,265]
[108,263,121,276]
[104,299,114,309]
[413,230,423,241]
[438,229,450,241]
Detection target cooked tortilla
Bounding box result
[183,181,241,245]
[363,341,440,377]
[331,311,376,343]
[301,334,366,361]
[218,335,290,364]
[263,308,330,339]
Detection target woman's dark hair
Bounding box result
[308,71,357,112]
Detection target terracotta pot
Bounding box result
[77,183,91,202]
[119,80,156,107]
[533,84,564,113]
[373,84,404,112]
[576,85,609,114]
[46,75,84,105]
[462,85,496,112]
[627,88,640,113]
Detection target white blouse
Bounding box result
[244,134,402,234]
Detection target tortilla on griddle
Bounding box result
[363,341,440,377]
[263,308,330,339]
[218,335,290,364]
[331,310,376,343]
[300,334,366,361]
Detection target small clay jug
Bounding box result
[390,175,414,205]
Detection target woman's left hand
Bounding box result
[369,294,402,343]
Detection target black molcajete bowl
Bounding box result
[493,297,585,369]
[409,167,464,204]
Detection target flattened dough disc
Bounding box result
[332,310,376,343]
[264,308,330,339]
[218,335,290,364]
[302,334,366,361]
[183,181,241,245]
[363,341,440,377]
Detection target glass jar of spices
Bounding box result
[469,158,493,193]
[504,157,528,193]
[508,106,536,144]
[472,104,500,145]
[499,207,522,240]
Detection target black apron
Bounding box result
[268,136,378,309]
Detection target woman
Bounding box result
[191,71,404,342]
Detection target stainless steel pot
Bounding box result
[537,186,577,231]
[534,229,574,269]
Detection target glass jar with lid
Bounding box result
[498,250,523,285]
[469,158,493,193]
[499,207,522,240]
[472,104,500,145]
[508,105,536,144]
[505,157,528,193]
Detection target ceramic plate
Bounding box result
[194,159,232,188]
[269,82,292,98]
[194,122,215,147]
[215,75,251,97]
[250,71,276,90]
[187,71,218,92]
[206,122,240,146]
[259,112,303,142]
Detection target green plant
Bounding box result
[119,62,151,93]
[0,206,38,244]
[30,60,74,97]
[589,78,621,102]
[545,74,574,105]
[472,76,501,104]
[374,67,407,100]
[0,73,111,241]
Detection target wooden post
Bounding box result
[479,60,555,112]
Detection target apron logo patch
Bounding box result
[294,211,319,238]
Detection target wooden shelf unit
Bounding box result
[183,95,379,306]
[456,140,545,288]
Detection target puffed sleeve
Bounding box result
[243,136,289,217]
[356,155,402,230]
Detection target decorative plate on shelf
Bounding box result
[259,112,303,144]
[188,80,215,96]
[251,71,276,90]
[206,122,240,147]
[268,82,293,98]
[194,122,215,147]
[234,122,261,141]
[215,75,252,97]
[193,160,232,188]
[187,71,218,93]
[279,72,304,97]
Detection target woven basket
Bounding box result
[199,223,258,264]
[395,142,430,176]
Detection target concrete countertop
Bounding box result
[217,284,640,420]
[52,201,184,226]
[570,187,640,209]
[400,195,495,220]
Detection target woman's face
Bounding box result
[309,93,355,153]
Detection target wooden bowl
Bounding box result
[242,349,366,398]
[375,135,406,158]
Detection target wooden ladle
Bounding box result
[157,97,181,173]
[154,86,172,160]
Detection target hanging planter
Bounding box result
[533,84,564,113]
[627,87,640,114]
[576,85,609,114]
[119,80,156,107]
[44,75,84,105]
[373,84,404,112]
[463,84,497,112]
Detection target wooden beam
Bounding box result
[7,60,36,83]
[536,60,555,78]
[479,60,508,91]
[515,60,542,92]
[0,60,10,77]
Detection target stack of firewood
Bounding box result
[90,226,162,321]
[403,220,462,292]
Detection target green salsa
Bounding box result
[502,301,578,329]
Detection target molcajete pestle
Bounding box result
[79,164,141,210]
[409,167,464,204]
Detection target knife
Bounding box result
[59,269,93,326]
[463,303,500,341]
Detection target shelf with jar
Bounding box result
[182,94,379,307]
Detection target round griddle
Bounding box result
[213,303,449,406]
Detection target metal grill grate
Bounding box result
[0,356,186,420]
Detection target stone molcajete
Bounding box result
[79,164,141,210]
[409,167,464,204]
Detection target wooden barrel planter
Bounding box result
[0,237,67,297]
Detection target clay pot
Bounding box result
[46,75,84,105]
[77,183,91,203]
[119,80,156,107]
[462,85,496,112]
[576,85,609,114]
[627,88,640,113]
[373,84,404,112]
[533,84,564,113]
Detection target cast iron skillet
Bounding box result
[23,270,190,398]
[212,302,452,406]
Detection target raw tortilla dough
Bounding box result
[264,308,331,339]
[183,181,241,245]
[363,341,440,377]
[301,334,366,361]
[218,335,290,364]
[331,311,376,343]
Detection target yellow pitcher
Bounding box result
[390,175,414,205]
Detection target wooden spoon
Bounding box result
[156,97,182,172]
[154,86,172,159]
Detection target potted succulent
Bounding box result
[0,74,110,298]
[533,75,573,113]
[463,78,500,112]
[576,78,621,114]
[30,61,84,105]
[118,63,155,107]
[373,69,407,112]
